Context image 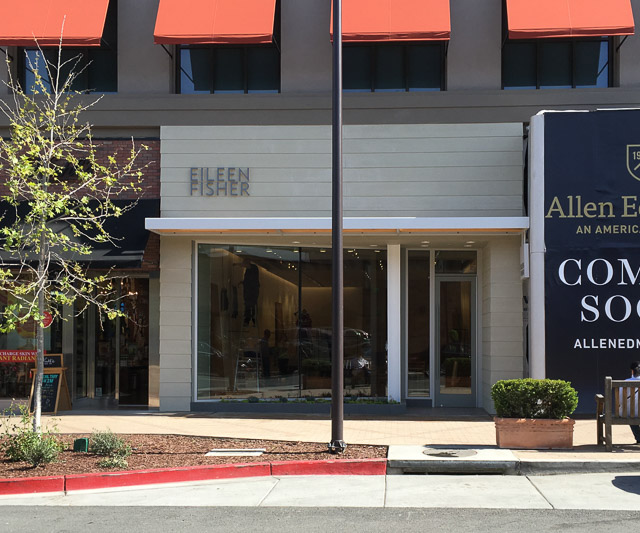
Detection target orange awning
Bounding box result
[331,0,451,42]
[506,0,635,39]
[0,0,110,47]
[154,0,277,45]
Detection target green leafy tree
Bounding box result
[0,46,147,432]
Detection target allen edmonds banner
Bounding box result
[543,110,640,411]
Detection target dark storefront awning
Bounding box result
[506,0,635,39]
[0,0,110,47]
[0,199,159,268]
[330,0,451,42]
[154,0,278,45]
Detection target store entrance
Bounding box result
[74,278,149,407]
[435,277,476,407]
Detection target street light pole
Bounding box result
[329,0,346,454]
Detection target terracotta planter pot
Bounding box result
[494,417,575,449]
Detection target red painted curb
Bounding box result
[0,459,389,495]
[271,458,387,476]
[64,462,271,491]
[0,475,65,495]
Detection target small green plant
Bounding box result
[0,404,63,467]
[97,455,130,469]
[491,378,578,419]
[90,429,132,459]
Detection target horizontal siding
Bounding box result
[160,124,523,218]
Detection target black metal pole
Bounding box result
[329,0,346,453]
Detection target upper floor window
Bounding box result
[343,43,445,92]
[502,37,611,89]
[20,1,117,94]
[177,45,280,94]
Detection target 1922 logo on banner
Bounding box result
[627,145,640,181]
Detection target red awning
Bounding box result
[506,0,635,39]
[331,0,451,42]
[154,0,277,45]
[0,0,110,47]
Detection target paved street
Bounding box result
[2,472,640,510]
[3,507,640,533]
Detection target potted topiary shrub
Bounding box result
[491,378,579,449]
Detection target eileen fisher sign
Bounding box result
[189,167,250,197]
[541,110,640,411]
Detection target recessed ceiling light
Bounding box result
[421,240,430,244]
[369,244,378,247]
[374,250,381,253]
[320,249,327,253]
[466,241,475,244]
[292,241,301,244]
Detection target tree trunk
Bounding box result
[32,228,46,434]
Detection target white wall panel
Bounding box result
[160,124,524,219]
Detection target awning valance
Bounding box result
[331,0,451,43]
[0,0,110,47]
[154,0,277,45]
[506,0,635,39]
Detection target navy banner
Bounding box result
[544,110,640,412]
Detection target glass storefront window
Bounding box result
[196,245,387,400]
[0,294,63,400]
[407,250,430,397]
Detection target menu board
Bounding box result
[29,372,60,414]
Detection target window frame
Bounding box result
[343,41,447,93]
[501,36,613,90]
[501,1,614,90]
[18,0,118,94]
[176,44,281,95]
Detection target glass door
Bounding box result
[435,277,476,407]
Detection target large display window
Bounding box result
[196,245,387,399]
[0,295,62,400]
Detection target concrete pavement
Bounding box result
[2,472,640,510]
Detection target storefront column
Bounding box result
[529,114,546,379]
[387,244,402,402]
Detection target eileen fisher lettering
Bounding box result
[190,167,250,197]
[574,338,640,349]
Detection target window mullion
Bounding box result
[244,47,249,94]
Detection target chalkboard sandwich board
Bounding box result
[28,355,71,414]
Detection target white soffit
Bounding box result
[145,217,529,235]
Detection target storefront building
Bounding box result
[146,123,527,410]
[2,0,640,412]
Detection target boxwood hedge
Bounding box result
[490,378,578,419]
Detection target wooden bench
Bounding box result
[595,376,640,451]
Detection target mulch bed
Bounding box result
[0,434,387,479]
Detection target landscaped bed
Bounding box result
[0,434,388,479]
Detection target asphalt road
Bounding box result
[2,507,640,533]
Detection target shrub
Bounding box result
[491,378,578,419]
[0,404,63,467]
[98,455,129,469]
[90,429,132,459]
